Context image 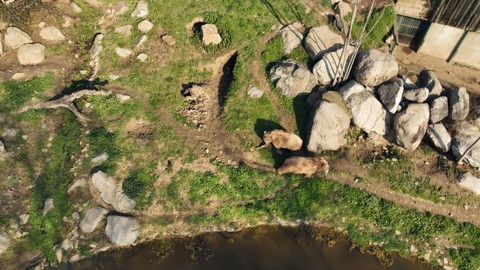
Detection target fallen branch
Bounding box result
[17,89,112,124]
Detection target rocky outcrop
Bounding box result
[307,100,351,152]
[394,103,429,151]
[279,22,303,54]
[451,121,480,168]
[304,25,343,61]
[458,173,480,195]
[201,24,222,45]
[4,27,32,49]
[105,216,139,246]
[79,206,109,233]
[269,59,316,97]
[17,43,45,65]
[39,26,66,42]
[131,0,148,17]
[426,123,451,153]
[312,45,355,85]
[353,49,398,87]
[429,96,448,123]
[417,69,442,101]
[340,80,388,135]
[403,87,429,103]
[376,78,404,114]
[448,87,470,121]
[91,171,136,213]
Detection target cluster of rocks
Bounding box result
[1,24,66,66]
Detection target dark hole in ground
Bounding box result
[193,21,207,40]
[218,52,237,111]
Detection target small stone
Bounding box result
[71,2,82,13]
[134,35,147,48]
[136,53,148,62]
[161,35,176,46]
[22,135,28,140]
[201,24,222,45]
[38,22,46,28]
[72,212,80,221]
[116,94,131,102]
[80,70,88,75]
[39,26,66,42]
[2,128,17,139]
[137,19,153,33]
[11,73,26,81]
[247,86,264,99]
[115,47,133,58]
[109,74,120,80]
[43,198,54,216]
[131,0,148,18]
[62,16,73,28]
[91,152,108,164]
[114,25,133,37]
[19,214,29,225]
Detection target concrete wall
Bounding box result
[395,0,430,19]
[451,31,480,70]
[417,23,464,60]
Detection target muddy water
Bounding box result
[59,226,432,270]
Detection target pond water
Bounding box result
[58,226,432,270]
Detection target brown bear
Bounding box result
[276,156,329,178]
[259,129,303,151]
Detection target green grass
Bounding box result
[26,113,81,264]
[0,72,55,112]
[350,5,396,50]
[87,126,121,172]
[123,163,157,209]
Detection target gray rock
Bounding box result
[279,22,303,54]
[161,35,176,46]
[307,100,351,152]
[426,123,452,153]
[394,103,430,151]
[43,198,54,216]
[269,59,316,97]
[2,128,17,139]
[79,206,108,233]
[114,25,133,37]
[91,152,108,164]
[61,238,74,251]
[39,26,66,42]
[105,216,139,246]
[116,94,131,102]
[340,80,388,135]
[91,171,117,206]
[448,87,470,121]
[376,78,404,114]
[19,214,29,225]
[17,43,45,65]
[114,187,136,213]
[131,0,148,17]
[201,24,222,45]
[137,20,153,33]
[304,25,343,61]
[451,121,480,167]
[403,87,429,103]
[134,35,148,48]
[0,235,10,255]
[353,49,399,87]
[0,140,5,153]
[417,69,442,101]
[72,212,80,221]
[115,47,133,58]
[247,86,264,99]
[430,96,448,123]
[136,53,148,62]
[401,75,418,90]
[312,45,355,86]
[4,27,32,49]
[458,173,480,195]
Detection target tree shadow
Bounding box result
[293,94,310,142]
[261,0,288,26]
[50,78,109,101]
[254,118,286,139]
[218,53,238,111]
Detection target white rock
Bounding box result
[11,73,26,81]
[403,87,429,103]
[134,35,147,48]
[247,86,264,99]
[115,47,133,58]
[5,27,33,49]
[201,24,222,45]
[17,43,46,65]
[116,94,131,102]
[394,103,430,151]
[279,22,304,54]
[136,53,148,62]
[109,74,120,81]
[353,49,399,87]
[79,206,109,233]
[451,121,480,168]
[426,123,452,153]
[304,25,343,61]
[270,59,316,97]
[313,45,355,86]
[19,214,29,225]
[91,152,108,164]
[39,26,66,42]
[56,249,63,262]
[131,0,148,17]
[114,25,133,37]
[137,19,153,33]
[458,173,480,195]
[43,198,54,216]
[105,216,139,246]
[430,96,449,123]
[91,171,117,206]
[448,87,470,121]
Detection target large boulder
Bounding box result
[307,100,351,152]
[429,96,448,123]
[340,80,388,135]
[312,45,355,86]
[79,206,109,233]
[17,43,45,65]
[417,69,442,101]
[269,59,316,97]
[39,26,66,42]
[201,24,222,45]
[304,25,343,61]
[376,78,404,114]
[105,216,139,246]
[4,27,32,49]
[353,49,398,87]
[394,103,430,151]
[279,22,304,54]
[403,87,429,103]
[451,121,480,168]
[448,87,470,121]
[426,123,452,153]
[457,173,480,195]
